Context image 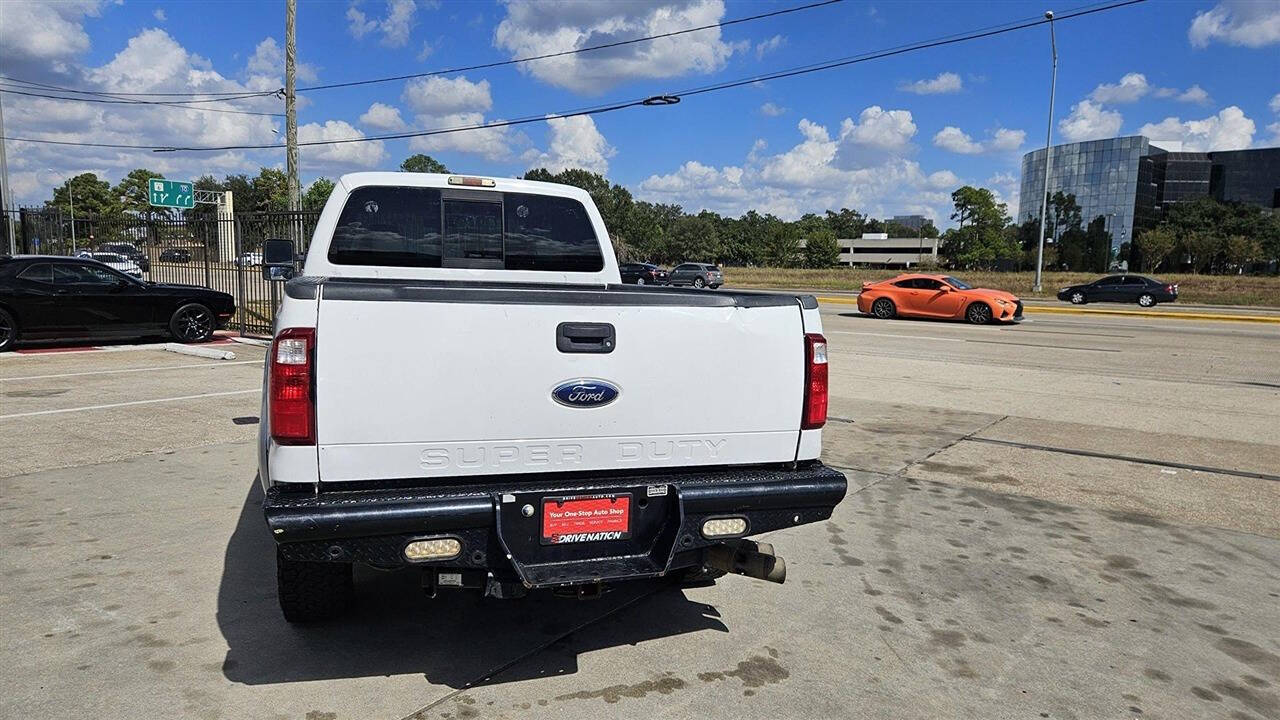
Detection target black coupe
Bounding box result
[1057,274,1179,307]
[0,255,236,351]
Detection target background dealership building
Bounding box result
[1018,136,1279,252]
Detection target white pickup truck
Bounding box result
[258,172,846,622]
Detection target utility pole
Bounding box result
[285,0,300,248]
[0,91,15,254]
[68,178,77,254]
[1033,10,1057,293]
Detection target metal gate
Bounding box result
[15,209,320,337]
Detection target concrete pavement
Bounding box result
[2,310,1278,720]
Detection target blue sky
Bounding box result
[3,0,1278,226]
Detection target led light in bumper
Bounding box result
[701,517,748,538]
[404,537,462,561]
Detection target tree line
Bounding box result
[30,154,1278,274]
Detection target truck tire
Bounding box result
[276,548,354,623]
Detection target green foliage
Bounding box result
[942,185,1015,268]
[47,173,121,220]
[399,154,450,173]
[1135,226,1176,272]
[302,177,336,211]
[803,229,841,268]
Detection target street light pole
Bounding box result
[285,0,300,228]
[67,178,77,254]
[1033,10,1057,293]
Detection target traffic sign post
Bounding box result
[148,179,194,209]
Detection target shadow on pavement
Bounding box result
[216,483,727,688]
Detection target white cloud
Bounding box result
[0,1,100,66]
[638,117,959,224]
[932,127,982,154]
[989,128,1027,151]
[398,75,519,161]
[1154,83,1213,104]
[347,0,417,47]
[154,8,166,21]
[407,113,521,162]
[493,0,739,93]
[1189,1,1280,48]
[755,34,785,59]
[299,120,387,168]
[402,75,492,115]
[932,126,1025,154]
[1058,100,1124,142]
[522,115,616,174]
[1,26,382,206]
[759,102,787,117]
[1265,122,1280,146]
[245,37,319,85]
[1270,93,1280,114]
[1176,84,1211,104]
[1090,72,1150,104]
[1138,106,1256,152]
[899,72,963,95]
[417,40,434,61]
[359,102,408,131]
[839,106,916,149]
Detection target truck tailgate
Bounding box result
[313,283,807,482]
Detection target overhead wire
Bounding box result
[0,0,1147,153]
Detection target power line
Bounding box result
[0,0,1147,154]
[0,75,277,99]
[0,86,284,118]
[0,0,842,99]
[295,0,844,92]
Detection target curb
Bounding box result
[814,295,1280,324]
[162,343,238,360]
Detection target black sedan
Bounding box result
[1057,274,1178,307]
[0,255,236,351]
[159,248,192,263]
[619,262,669,285]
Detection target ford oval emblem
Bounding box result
[552,379,619,408]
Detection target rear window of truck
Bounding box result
[327,186,603,272]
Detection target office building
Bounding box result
[1018,137,1279,253]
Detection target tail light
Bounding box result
[270,327,315,445]
[802,333,828,429]
[1166,284,1175,293]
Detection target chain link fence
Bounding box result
[12,209,319,337]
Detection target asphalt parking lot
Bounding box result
[2,308,1278,720]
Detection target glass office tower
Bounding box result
[1019,136,1151,253]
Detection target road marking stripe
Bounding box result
[1,360,261,382]
[0,389,259,419]
[826,330,964,343]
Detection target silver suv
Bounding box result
[669,263,723,289]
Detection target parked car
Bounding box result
[257,172,846,622]
[100,242,149,272]
[0,255,236,351]
[618,262,669,285]
[88,252,144,279]
[1057,274,1178,307]
[159,248,192,263]
[668,262,723,289]
[858,273,1023,324]
[234,251,263,267]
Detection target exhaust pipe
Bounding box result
[704,539,786,584]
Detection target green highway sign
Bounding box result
[148,178,194,209]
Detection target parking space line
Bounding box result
[1,360,261,382]
[0,389,260,419]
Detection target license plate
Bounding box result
[541,493,632,545]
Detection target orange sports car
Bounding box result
[856,274,1023,324]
